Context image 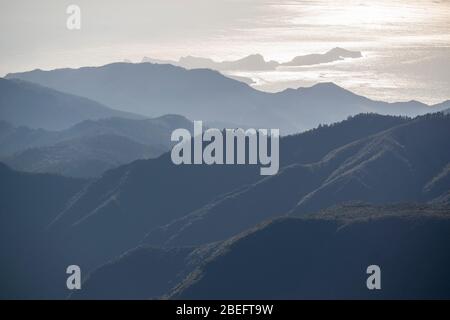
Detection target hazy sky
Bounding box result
[1,0,449,103]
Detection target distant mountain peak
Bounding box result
[7,62,441,134]
[310,81,341,89]
[283,47,362,66]
[140,47,362,72]
[327,47,362,57]
[239,53,265,61]
[300,82,353,94]
[0,77,143,130]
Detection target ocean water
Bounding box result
[1,0,449,104]
[227,46,450,104]
[215,0,450,104]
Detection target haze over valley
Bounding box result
[1,0,449,300]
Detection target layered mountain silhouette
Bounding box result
[141,48,362,71]
[0,121,56,157]
[1,40,449,300]
[0,115,192,178]
[4,134,160,178]
[0,78,142,130]
[2,113,449,299]
[142,113,450,247]
[143,54,279,71]
[282,47,362,66]
[45,114,409,267]
[7,63,448,134]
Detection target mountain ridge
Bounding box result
[43,113,411,275]
[0,114,192,177]
[0,78,143,130]
[141,47,362,71]
[169,202,450,299]
[142,113,450,247]
[71,202,450,299]
[7,63,448,134]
